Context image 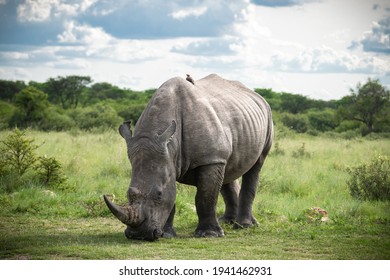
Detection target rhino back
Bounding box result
[133,74,272,184]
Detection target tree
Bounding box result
[339,79,389,134]
[280,93,312,114]
[13,86,49,127]
[254,88,282,111]
[0,80,26,101]
[307,109,338,132]
[281,113,308,133]
[71,104,123,130]
[45,75,92,109]
[82,82,127,105]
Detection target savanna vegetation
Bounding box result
[0,76,389,136]
[0,76,389,259]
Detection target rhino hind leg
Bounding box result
[234,156,265,229]
[194,164,225,238]
[219,180,240,224]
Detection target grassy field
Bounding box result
[0,129,389,259]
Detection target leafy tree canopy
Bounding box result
[13,86,49,127]
[338,78,389,134]
[0,80,26,101]
[45,75,92,109]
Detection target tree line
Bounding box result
[255,79,389,136]
[0,75,389,136]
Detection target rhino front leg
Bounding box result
[194,164,225,238]
[219,180,240,224]
[162,204,176,238]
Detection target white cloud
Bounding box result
[0,0,7,5]
[79,0,97,12]
[232,4,272,38]
[171,37,242,56]
[92,39,163,63]
[45,58,89,69]
[57,21,164,63]
[170,6,208,20]
[17,0,57,22]
[16,0,97,22]
[355,17,390,54]
[58,21,112,44]
[0,67,30,80]
[270,46,390,74]
[4,0,390,100]
[0,51,30,60]
[187,55,242,69]
[250,0,320,7]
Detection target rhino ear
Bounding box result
[157,120,176,144]
[119,120,132,140]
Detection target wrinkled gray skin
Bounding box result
[104,74,274,241]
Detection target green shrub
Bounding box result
[71,104,123,130]
[0,129,68,193]
[281,113,308,133]
[335,120,362,133]
[0,101,15,130]
[307,109,338,132]
[40,107,76,131]
[118,103,147,124]
[346,155,390,201]
[0,129,38,176]
[37,156,67,190]
[12,86,49,128]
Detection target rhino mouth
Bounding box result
[125,221,162,241]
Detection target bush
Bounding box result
[13,86,49,128]
[0,129,68,193]
[0,101,15,130]
[40,107,76,131]
[281,113,308,133]
[307,109,338,132]
[118,103,147,124]
[346,155,390,201]
[0,129,38,176]
[335,120,362,133]
[37,156,67,190]
[71,104,123,130]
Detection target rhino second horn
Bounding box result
[103,195,134,225]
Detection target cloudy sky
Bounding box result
[0,0,389,100]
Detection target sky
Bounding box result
[0,0,389,100]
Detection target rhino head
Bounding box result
[104,120,177,241]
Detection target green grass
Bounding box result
[1,215,388,260]
[1,130,390,259]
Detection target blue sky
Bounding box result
[0,0,389,100]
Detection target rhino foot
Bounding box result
[194,227,224,238]
[218,215,236,224]
[162,228,177,238]
[233,216,259,229]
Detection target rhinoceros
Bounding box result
[103,74,273,241]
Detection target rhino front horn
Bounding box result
[103,195,139,225]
